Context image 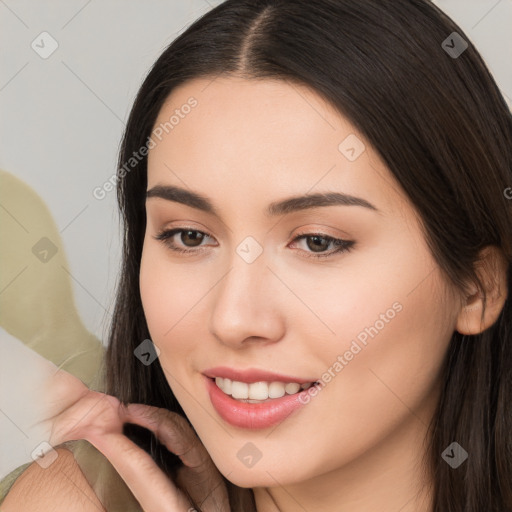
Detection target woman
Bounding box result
[2,0,511,510]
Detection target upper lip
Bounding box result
[203,366,317,384]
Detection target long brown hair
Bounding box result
[105,1,512,510]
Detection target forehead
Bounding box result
[147,76,409,220]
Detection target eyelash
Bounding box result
[153,228,355,260]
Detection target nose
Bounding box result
[209,248,285,349]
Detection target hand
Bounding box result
[41,368,230,512]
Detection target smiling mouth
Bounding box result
[212,377,319,403]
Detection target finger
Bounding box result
[121,403,208,469]
[121,404,230,511]
[48,391,118,446]
[48,392,227,511]
[89,429,193,512]
[27,367,89,436]
[49,393,194,512]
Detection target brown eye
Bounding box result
[291,233,355,259]
[154,228,214,254]
[179,230,205,247]
[305,235,331,253]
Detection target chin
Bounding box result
[221,466,287,488]
[209,448,311,489]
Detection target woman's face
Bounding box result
[140,76,462,489]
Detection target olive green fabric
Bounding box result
[67,440,142,511]
[0,463,32,506]
[0,170,141,510]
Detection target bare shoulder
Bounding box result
[1,447,105,511]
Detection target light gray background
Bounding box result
[0,0,511,480]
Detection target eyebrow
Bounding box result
[146,185,378,217]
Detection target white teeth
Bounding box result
[285,382,301,394]
[231,381,249,399]
[268,382,286,398]
[215,378,313,400]
[223,378,232,395]
[248,381,268,400]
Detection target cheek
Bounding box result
[139,245,187,355]
[288,264,455,474]
[139,243,213,367]
[315,235,454,404]
[311,284,451,473]
[139,247,169,341]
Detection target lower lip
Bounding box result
[205,376,316,429]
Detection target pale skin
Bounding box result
[2,76,508,511]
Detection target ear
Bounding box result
[456,245,509,335]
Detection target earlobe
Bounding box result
[455,245,509,335]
